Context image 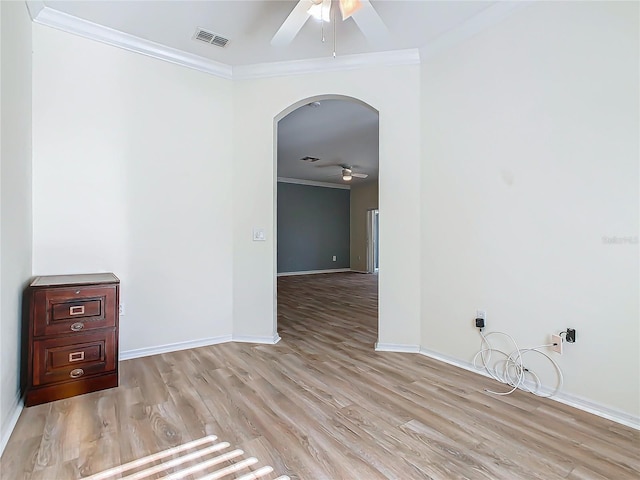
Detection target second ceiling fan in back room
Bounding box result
[271,0,390,54]
[321,164,368,182]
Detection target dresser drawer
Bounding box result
[32,330,116,386]
[32,286,117,337]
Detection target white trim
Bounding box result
[24,1,526,80]
[543,391,640,431]
[416,347,640,430]
[119,333,281,360]
[0,393,23,457]
[232,334,281,345]
[25,3,417,80]
[25,0,45,20]
[419,2,529,61]
[28,4,233,79]
[375,343,420,353]
[417,346,487,374]
[277,177,350,190]
[233,49,420,80]
[119,335,232,361]
[277,268,351,277]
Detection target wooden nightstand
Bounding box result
[23,273,120,406]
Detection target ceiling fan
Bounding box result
[338,165,368,181]
[271,0,390,47]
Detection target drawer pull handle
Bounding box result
[70,322,84,332]
[69,305,85,316]
[69,368,84,378]
[69,351,85,362]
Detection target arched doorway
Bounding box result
[274,95,380,343]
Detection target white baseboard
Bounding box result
[119,335,232,361]
[544,390,640,430]
[416,346,640,430]
[277,268,351,277]
[0,392,23,457]
[120,333,282,361]
[375,342,420,353]
[232,333,281,344]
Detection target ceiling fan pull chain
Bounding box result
[321,2,325,42]
[333,4,337,58]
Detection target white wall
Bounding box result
[232,68,421,346]
[0,1,33,454]
[421,1,639,419]
[32,25,235,354]
[21,0,638,433]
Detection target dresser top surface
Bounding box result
[30,273,119,287]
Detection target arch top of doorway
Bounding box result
[274,94,380,185]
[274,94,379,124]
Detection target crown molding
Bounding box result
[26,1,526,80]
[233,49,421,80]
[420,1,530,61]
[27,2,233,79]
[25,1,418,80]
[277,177,351,190]
[25,0,45,20]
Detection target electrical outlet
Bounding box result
[551,334,563,354]
[476,310,486,320]
[332,255,337,261]
[119,303,125,316]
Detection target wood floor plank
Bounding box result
[2,272,638,479]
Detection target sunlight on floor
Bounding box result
[84,435,290,480]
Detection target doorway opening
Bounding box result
[274,95,379,345]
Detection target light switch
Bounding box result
[253,228,266,241]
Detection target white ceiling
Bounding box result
[38,0,502,186]
[43,0,496,66]
[277,99,379,185]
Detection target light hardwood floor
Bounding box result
[1,272,638,479]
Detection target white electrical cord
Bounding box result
[473,330,564,398]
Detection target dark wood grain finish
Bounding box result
[32,330,116,386]
[3,272,638,480]
[23,273,120,407]
[32,285,117,337]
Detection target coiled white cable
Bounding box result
[473,330,564,398]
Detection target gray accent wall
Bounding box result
[277,182,350,273]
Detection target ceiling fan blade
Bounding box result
[352,173,368,178]
[271,0,313,47]
[350,0,391,47]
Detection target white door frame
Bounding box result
[366,208,379,273]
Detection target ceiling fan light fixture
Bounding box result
[342,168,353,181]
[308,0,331,22]
[339,0,362,20]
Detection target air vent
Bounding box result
[300,156,320,162]
[193,28,229,48]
